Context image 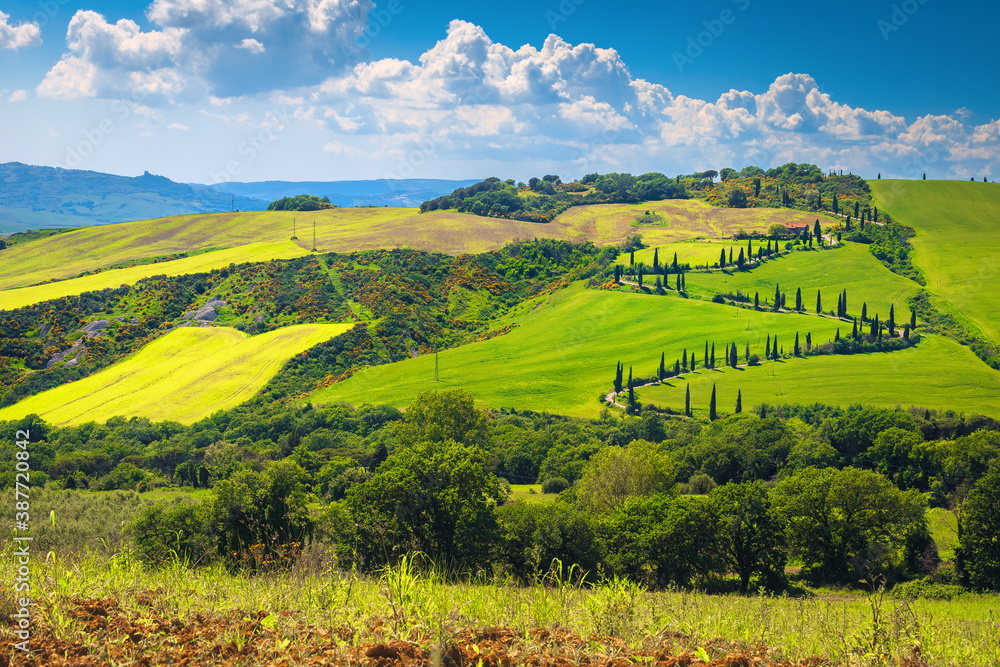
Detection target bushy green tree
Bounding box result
[961,467,1000,590]
[772,467,926,582]
[710,481,787,593]
[347,436,506,571]
[576,439,674,514]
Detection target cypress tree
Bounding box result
[806,332,812,350]
[774,283,781,311]
[710,342,716,368]
[735,389,742,413]
[653,248,660,273]
[852,317,858,339]
[676,272,681,291]
[842,289,848,316]
[781,293,786,309]
[613,264,622,283]
[766,334,771,357]
[888,305,895,337]
[685,384,691,417]
[729,248,734,265]
[846,215,852,230]
[673,359,680,375]
[862,302,868,322]
[731,343,737,367]
[874,207,878,222]
[672,252,678,272]
[745,342,750,362]
[747,238,753,262]
[766,240,772,255]
[754,292,760,310]
[903,325,910,342]
[682,273,686,291]
[628,366,632,391]
[794,332,800,356]
[817,290,822,314]
[630,250,634,266]
[659,353,665,381]
[813,219,822,242]
[878,322,883,342]
[832,193,839,214]
[691,355,697,371]
[795,287,802,311]
[910,310,916,329]
[638,267,643,289]
[709,384,718,421]
[683,349,688,371]
[772,335,779,359]
[655,275,663,293]
[615,362,623,393]
[855,201,860,218]
[737,247,745,268]
[704,341,709,368]
[720,248,726,268]
[835,328,840,342]
[628,377,635,406]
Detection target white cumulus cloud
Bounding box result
[0,11,41,50]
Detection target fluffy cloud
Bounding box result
[33,13,1000,179]
[304,22,999,178]
[38,0,373,100]
[8,90,28,102]
[0,11,41,49]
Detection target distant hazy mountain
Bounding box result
[202,178,481,208]
[0,162,269,233]
[0,163,481,233]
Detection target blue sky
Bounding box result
[0,0,997,183]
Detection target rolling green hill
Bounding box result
[0,323,354,425]
[309,282,994,418]
[870,180,1000,345]
[682,242,922,323]
[637,334,1000,419]
[0,202,841,293]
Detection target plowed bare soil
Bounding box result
[1,595,930,666]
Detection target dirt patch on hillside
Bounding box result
[0,595,930,667]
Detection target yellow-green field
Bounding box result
[309,282,999,418]
[870,180,1000,345]
[0,202,843,291]
[0,323,353,425]
[636,334,1000,418]
[0,241,309,311]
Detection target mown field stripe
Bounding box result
[0,241,310,312]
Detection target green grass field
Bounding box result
[616,238,774,270]
[508,484,557,504]
[313,283,908,418]
[0,323,354,425]
[635,333,1000,419]
[683,242,922,322]
[870,180,1000,345]
[0,241,309,311]
[927,506,959,562]
[0,203,844,291]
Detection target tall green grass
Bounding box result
[13,546,999,666]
